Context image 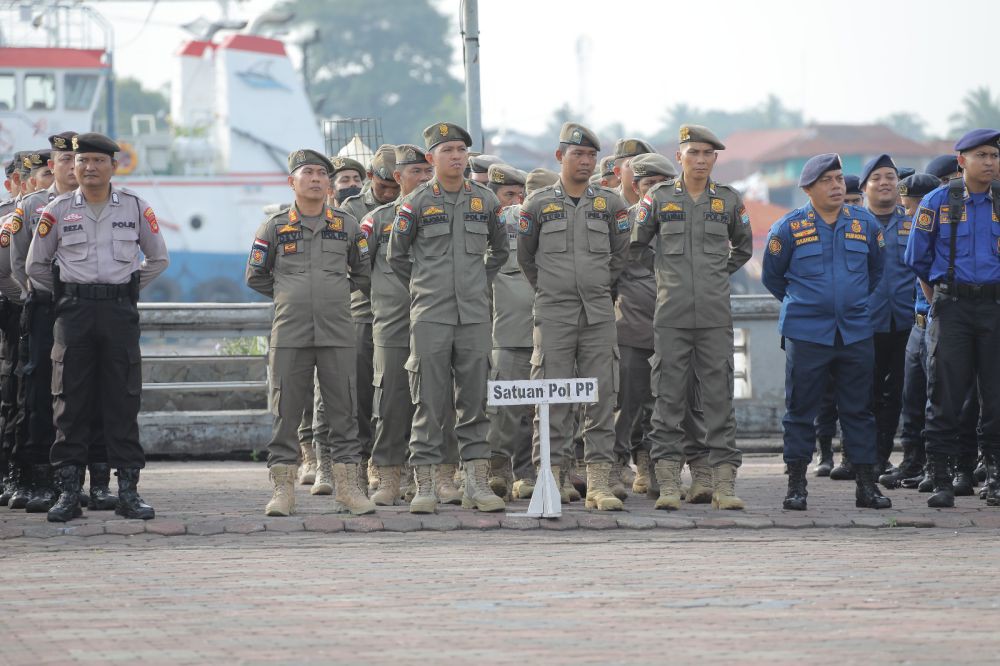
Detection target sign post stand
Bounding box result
[487,378,599,519]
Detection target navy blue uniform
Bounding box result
[763,203,885,464]
[904,180,999,460]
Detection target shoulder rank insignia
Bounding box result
[287,208,299,223]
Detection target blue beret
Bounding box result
[954,129,1000,152]
[925,154,959,179]
[859,153,897,187]
[898,167,915,180]
[844,174,861,195]
[898,173,940,199]
[799,153,842,187]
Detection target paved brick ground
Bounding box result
[2,530,999,663]
[1,448,997,539]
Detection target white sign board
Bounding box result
[488,379,599,406]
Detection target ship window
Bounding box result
[0,74,13,110]
[24,73,55,110]
[65,74,98,110]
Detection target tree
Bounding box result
[877,112,927,141]
[653,95,803,143]
[949,87,1000,135]
[275,0,465,145]
[96,77,169,137]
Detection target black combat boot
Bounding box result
[25,464,58,513]
[974,455,987,484]
[926,455,955,508]
[983,452,1000,507]
[47,465,83,522]
[855,464,892,509]
[917,461,935,492]
[88,463,118,511]
[8,463,32,509]
[952,454,977,497]
[829,452,855,480]
[115,468,154,520]
[881,441,923,489]
[0,462,17,505]
[876,432,897,477]
[814,436,834,477]
[77,466,89,508]
[783,460,808,511]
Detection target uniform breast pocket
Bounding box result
[844,239,869,272]
[703,220,730,256]
[896,230,909,261]
[539,217,568,253]
[938,223,970,257]
[417,222,451,256]
[586,218,610,253]
[111,229,139,263]
[59,231,89,262]
[464,219,488,255]
[791,242,824,276]
[659,221,685,255]
[321,237,347,273]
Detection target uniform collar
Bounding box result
[428,178,474,197]
[71,186,120,208]
[553,179,595,200]
[675,174,717,195]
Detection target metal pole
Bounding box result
[106,50,117,139]
[462,0,483,152]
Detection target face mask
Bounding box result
[336,186,362,201]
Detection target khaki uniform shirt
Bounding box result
[631,175,753,329]
[517,181,630,326]
[343,187,390,325]
[10,184,58,295]
[492,205,534,349]
[386,178,508,326]
[26,187,170,294]
[615,205,656,349]
[246,203,371,348]
[363,200,410,348]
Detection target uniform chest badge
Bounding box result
[790,220,801,230]
[710,198,725,213]
[662,202,683,212]
[470,198,483,213]
[278,223,298,234]
[283,242,297,255]
[423,205,444,216]
[328,217,344,231]
[541,203,563,214]
[593,197,607,211]
[851,220,861,233]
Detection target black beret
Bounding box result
[844,174,861,195]
[73,132,120,156]
[48,131,77,152]
[925,154,959,179]
[898,174,941,199]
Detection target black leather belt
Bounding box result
[62,282,131,300]
[936,283,1000,299]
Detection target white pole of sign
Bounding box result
[487,378,599,519]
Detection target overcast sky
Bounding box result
[101,0,998,139]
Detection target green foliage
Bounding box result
[653,94,804,142]
[275,0,465,144]
[949,87,1000,136]
[217,337,268,356]
[877,112,927,141]
[96,77,169,137]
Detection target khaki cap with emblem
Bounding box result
[287,148,334,175]
[678,124,725,150]
[630,153,678,180]
[48,131,77,152]
[423,122,473,151]
[394,144,428,166]
[328,155,366,179]
[525,167,560,194]
[469,154,502,175]
[558,122,600,150]
[370,144,397,180]
[72,132,120,156]
[488,163,526,186]
[599,155,616,178]
[614,138,654,159]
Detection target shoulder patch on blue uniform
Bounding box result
[915,206,935,232]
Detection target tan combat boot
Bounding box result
[609,461,629,501]
[332,463,376,515]
[371,465,400,506]
[584,462,624,511]
[298,443,316,485]
[654,459,684,510]
[435,463,463,505]
[409,465,437,514]
[550,465,571,503]
[401,463,417,502]
[461,459,506,512]
[712,464,745,510]
[633,450,651,494]
[265,464,297,516]
[367,458,380,494]
[560,465,581,502]
[488,454,513,500]
[311,445,333,495]
[511,476,534,499]
[686,461,714,504]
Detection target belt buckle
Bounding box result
[915,313,926,328]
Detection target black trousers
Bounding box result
[924,292,1000,458]
[1,301,22,466]
[872,329,911,437]
[49,296,143,469]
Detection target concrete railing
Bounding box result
[137,297,786,456]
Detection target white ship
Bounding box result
[0,3,326,301]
